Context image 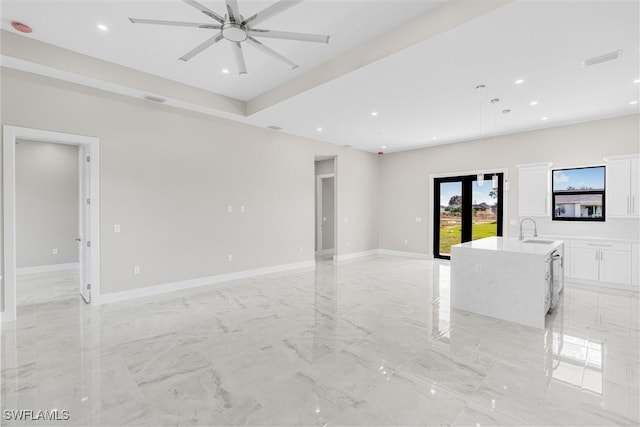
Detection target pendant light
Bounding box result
[476,84,486,186]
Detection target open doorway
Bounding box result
[16,140,80,306]
[314,157,336,260]
[2,126,100,323]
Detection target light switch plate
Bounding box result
[227,205,233,213]
[114,224,121,233]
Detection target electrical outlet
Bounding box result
[52,248,58,255]
[133,266,141,275]
[228,254,233,262]
[227,205,233,213]
[240,206,246,213]
[346,241,351,247]
[344,217,349,223]
[114,224,121,233]
[299,246,304,253]
[415,217,422,223]
[474,264,482,273]
[510,219,517,226]
[404,239,409,245]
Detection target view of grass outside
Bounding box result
[439,220,497,255]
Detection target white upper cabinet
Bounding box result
[605,155,640,217]
[517,163,552,217]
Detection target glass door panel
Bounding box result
[471,178,498,241]
[437,181,462,257]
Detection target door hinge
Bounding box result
[86,198,91,205]
[86,241,91,248]
[86,155,91,163]
[87,283,91,290]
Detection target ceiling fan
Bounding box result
[129,0,330,74]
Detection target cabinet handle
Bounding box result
[628,196,630,214]
[595,250,598,261]
[587,243,612,247]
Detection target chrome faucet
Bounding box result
[519,217,538,241]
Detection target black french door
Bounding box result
[433,173,504,259]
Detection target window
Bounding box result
[552,166,605,221]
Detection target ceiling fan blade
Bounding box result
[129,18,220,29]
[179,33,224,61]
[225,0,241,22]
[247,37,298,70]
[249,29,329,44]
[243,0,303,26]
[230,42,247,75]
[183,0,225,24]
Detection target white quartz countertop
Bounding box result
[453,236,563,255]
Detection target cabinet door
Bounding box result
[630,158,639,217]
[600,249,632,285]
[570,247,599,281]
[607,160,631,216]
[519,166,549,216]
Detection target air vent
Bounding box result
[143,94,166,103]
[267,125,283,131]
[582,50,622,67]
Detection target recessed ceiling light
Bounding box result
[381,145,387,149]
[221,68,230,74]
[530,101,538,106]
[371,111,378,116]
[634,79,640,84]
[630,101,639,105]
[316,127,323,132]
[432,136,438,140]
[97,24,109,31]
[515,79,525,85]
[541,117,549,121]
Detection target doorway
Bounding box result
[314,157,336,259]
[2,126,100,322]
[433,173,504,259]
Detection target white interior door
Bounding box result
[321,177,335,251]
[78,146,91,303]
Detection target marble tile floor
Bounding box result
[1,256,639,426]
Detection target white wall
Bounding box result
[16,140,78,268]
[379,114,640,255]
[0,69,380,301]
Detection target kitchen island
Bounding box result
[450,236,564,329]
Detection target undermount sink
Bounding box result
[522,239,555,244]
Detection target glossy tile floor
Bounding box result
[2,256,639,426]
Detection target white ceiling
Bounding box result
[1,0,639,153]
[0,0,443,101]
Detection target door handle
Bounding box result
[75,238,81,242]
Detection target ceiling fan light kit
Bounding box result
[129,0,330,75]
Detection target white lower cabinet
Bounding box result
[570,240,632,286]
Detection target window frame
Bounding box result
[551,166,606,222]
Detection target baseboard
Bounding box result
[378,249,431,259]
[334,249,379,262]
[95,259,316,305]
[315,249,335,256]
[567,278,639,292]
[17,262,79,275]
